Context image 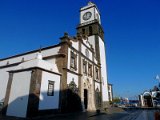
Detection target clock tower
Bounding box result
[77,2,109,108]
[77,2,104,60]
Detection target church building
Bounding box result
[0,2,110,118]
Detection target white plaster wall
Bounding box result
[0,66,15,102]
[88,36,95,51]
[67,72,78,86]
[7,71,31,118]
[81,44,92,60]
[46,58,56,64]
[67,48,71,69]
[95,8,101,24]
[71,41,79,50]
[39,71,60,110]
[140,95,145,107]
[108,85,111,92]
[95,82,100,91]
[98,37,109,101]
[83,40,91,48]
[0,46,60,66]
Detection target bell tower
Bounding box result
[77,2,104,60]
[77,2,110,108]
[77,2,104,40]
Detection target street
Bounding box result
[0,109,159,120]
[39,109,158,120]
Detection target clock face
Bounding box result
[83,12,92,21]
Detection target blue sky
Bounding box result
[0,0,160,99]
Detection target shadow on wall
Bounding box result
[63,89,82,113]
[1,89,82,118]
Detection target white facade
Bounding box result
[0,2,111,117]
[80,2,100,24]
[0,66,15,102]
[0,47,60,102]
[98,37,109,101]
[7,71,32,118]
[39,71,60,110]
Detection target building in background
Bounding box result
[139,86,160,107]
[108,84,113,102]
[0,2,110,118]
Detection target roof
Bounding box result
[0,43,61,61]
[12,54,60,74]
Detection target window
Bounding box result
[85,49,89,58]
[95,67,99,79]
[88,64,92,77]
[70,51,77,70]
[89,26,93,35]
[48,81,55,96]
[83,59,87,74]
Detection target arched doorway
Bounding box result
[143,92,153,107]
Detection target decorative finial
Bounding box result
[88,1,94,5]
[36,52,42,60]
[37,46,43,60]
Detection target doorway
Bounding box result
[84,89,88,109]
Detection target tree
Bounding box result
[113,97,121,103]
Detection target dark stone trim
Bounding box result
[77,21,104,33]
[78,41,82,97]
[27,69,42,117]
[68,45,100,67]
[81,41,94,53]
[94,79,101,83]
[99,62,103,110]
[95,35,100,62]
[55,42,68,112]
[58,75,62,112]
[0,43,62,61]
[43,54,66,60]
[63,68,82,76]
[94,7,96,20]
[2,73,14,115]
[8,67,61,76]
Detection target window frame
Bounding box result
[47,80,55,96]
[95,67,99,79]
[88,63,92,77]
[70,51,77,70]
[83,59,87,74]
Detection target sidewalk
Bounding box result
[0,107,129,120]
[0,111,104,120]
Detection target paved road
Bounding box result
[0,109,159,120]
[120,109,157,120]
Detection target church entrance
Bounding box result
[84,89,88,109]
